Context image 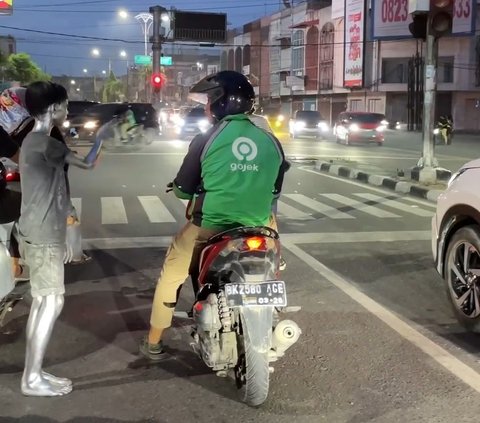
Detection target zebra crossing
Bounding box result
[70,193,434,225]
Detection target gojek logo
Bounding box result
[231,137,259,172]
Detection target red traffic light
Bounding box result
[151,73,166,90]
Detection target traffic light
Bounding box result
[151,72,166,91]
[409,14,428,40]
[429,0,453,38]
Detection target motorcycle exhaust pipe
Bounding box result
[271,320,301,358]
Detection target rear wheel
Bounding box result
[445,226,480,332]
[235,321,270,406]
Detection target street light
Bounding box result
[135,13,154,56]
[70,80,76,85]
[102,70,107,75]
[120,50,127,58]
[118,9,128,19]
[83,68,88,74]
[92,48,100,57]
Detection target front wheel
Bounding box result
[445,225,480,332]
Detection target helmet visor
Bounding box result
[188,92,208,105]
[189,74,224,105]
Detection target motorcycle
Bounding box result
[184,205,301,406]
[100,117,148,151]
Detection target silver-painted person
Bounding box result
[18,81,100,397]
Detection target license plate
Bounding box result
[224,281,287,307]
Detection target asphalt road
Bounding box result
[1,136,480,422]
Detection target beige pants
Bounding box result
[150,222,220,329]
[150,216,279,330]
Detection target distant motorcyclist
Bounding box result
[119,109,137,142]
[139,70,289,361]
[437,115,453,145]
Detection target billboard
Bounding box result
[332,0,345,19]
[172,10,227,43]
[372,0,476,39]
[344,0,365,88]
[0,0,12,15]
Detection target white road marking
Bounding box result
[138,196,176,223]
[81,231,430,250]
[71,198,82,219]
[354,193,433,217]
[283,242,480,394]
[277,200,314,220]
[321,193,400,218]
[298,166,438,207]
[285,194,354,220]
[101,197,128,224]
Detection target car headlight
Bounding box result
[318,122,329,132]
[277,114,285,122]
[294,121,306,130]
[433,128,440,135]
[198,119,210,132]
[84,120,98,129]
[63,120,70,128]
[381,119,388,126]
[349,123,360,132]
[376,125,386,132]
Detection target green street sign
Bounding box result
[134,55,151,65]
[134,55,173,66]
[161,56,173,66]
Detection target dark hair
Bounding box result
[25,81,68,117]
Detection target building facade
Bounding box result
[221,0,480,131]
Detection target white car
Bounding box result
[432,158,480,330]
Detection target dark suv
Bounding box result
[67,102,160,140]
[289,110,329,140]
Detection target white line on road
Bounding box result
[280,230,430,244]
[298,166,437,207]
[71,198,82,220]
[354,193,433,217]
[101,197,128,224]
[81,231,430,250]
[277,200,314,220]
[321,193,400,218]
[285,194,355,220]
[138,196,176,223]
[283,242,480,394]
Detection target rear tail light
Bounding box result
[244,236,266,251]
[5,172,19,182]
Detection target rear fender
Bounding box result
[240,306,273,353]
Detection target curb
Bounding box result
[314,160,444,203]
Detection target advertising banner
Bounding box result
[0,1,13,16]
[372,0,476,39]
[344,0,365,87]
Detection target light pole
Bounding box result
[135,13,154,56]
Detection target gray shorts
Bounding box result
[23,242,65,297]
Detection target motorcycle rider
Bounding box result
[438,114,453,145]
[140,70,288,360]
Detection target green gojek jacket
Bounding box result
[173,114,288,229]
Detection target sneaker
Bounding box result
[139,336,169,361]
[279,257,286,271]
[69,252,92,265]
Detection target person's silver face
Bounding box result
[52,100,68,126]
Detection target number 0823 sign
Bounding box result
[372,0,476,39]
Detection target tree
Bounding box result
[102,71,125,102]
[4,53,50,84]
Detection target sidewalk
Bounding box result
[314,158,449,203]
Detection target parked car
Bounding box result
[289,110,329,139]
[333,112,387,146]
[67,102,161,141]
[432,160,480,331]
[174,107,211,138]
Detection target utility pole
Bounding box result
[417,17,439,178]
[150,5,166,105]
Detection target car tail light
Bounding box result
[5,172,19,182]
